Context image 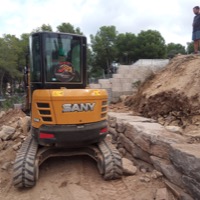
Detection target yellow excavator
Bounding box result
[13,32,122,188]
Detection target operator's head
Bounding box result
[58,48,67,62]
[59,48,65,56]
[193,6,200,15]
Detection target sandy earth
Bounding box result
[125,54,200,131]
[0,110,175,200]
[1,156,168,200]
[3,54,198,200]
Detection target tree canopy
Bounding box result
[135,30,166,59]
[166,43,186,58]
[0,34,25,96]
[90,26,118,74]
[32,24,53,32]
[115,32,137,64]
[57,23,83,34]
[0,22,190,96]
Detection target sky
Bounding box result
[0,0,198,47]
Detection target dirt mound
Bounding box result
[125,54,200,128]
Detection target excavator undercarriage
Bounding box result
[13,134,123,188]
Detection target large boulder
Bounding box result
[170,144,200,182]
[170,143,200,199]
[124,121,186,160]
[122,158,137,175]
[151,156,184,189]
[0,125,16,140]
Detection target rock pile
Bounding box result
[0,109,30,170]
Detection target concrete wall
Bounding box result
[89,59,169,103]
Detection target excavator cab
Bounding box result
[13,32,122,188]
[30,32,86,89]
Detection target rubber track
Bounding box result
[98,139,122,180]
[13,135,38,188]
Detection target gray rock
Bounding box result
[133,159,154,172]
[18,116,31,134]
[108,113,181,161]
[119,133,151,163]
[124,151,136,163]
[124,121,186,160]
[118,147,126,156]
[119,95,127,102]
[107,115,117,128]
[157,117,165,125]
[165,126,183,134]
[0,111,5,118]
[170,143,200,183]
[12,142,22,151]
[164,179,194,200]
[0,125,16,140]
[11,131,21,140]
[182,175,200,200]
[0,140,7,150]
[184,130,200,138]
[108,127,118,140]
[184,130,200,144]
[108,112,156,123]
[122,158,137,175]
[139,175,151,182]
[140,168,147,173]
[155,188,169,200]
[151,156,184,188]
[150,170,163,179]
[116,142,123,148]
[116,122,126,133]
[1,162,10,170]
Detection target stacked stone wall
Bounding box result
[108,112,199,200]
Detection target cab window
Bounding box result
[45,36,81,83]
[30,35,41,82]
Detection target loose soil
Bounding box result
[0,110,174,200]
[125,54,200,132]
[3,54,198,200]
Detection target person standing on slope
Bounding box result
[192,6,200,54]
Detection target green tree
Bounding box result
[87,47,104,81]
[186,42,194,54]
[18,33,30,64]
[90,26,118,74]
[166,43,186,58]
[136,30,166,59]
[32,24,53,32]
[57,23,83,34]
[116,33,137,64]
[0,35,22,95]
[16,33,30,90]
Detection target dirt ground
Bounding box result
[125,54,200,132]
[3,54,199,200]
[0,109,175,200]
[0,155,168,200]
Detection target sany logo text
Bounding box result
[62,103,95,112]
